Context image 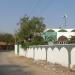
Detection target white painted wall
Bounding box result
[41,48,46,60]
[34,48,46,60]
[47,47,68,67]
[15,45,75,68]
[57,32,75,39]
[35,48,43,60]
[15,45,17,55]
[19,45,25,56]
[47,48,54,63]
[71,47,75,68]
[59,47,68,67]
[26,48,34,58]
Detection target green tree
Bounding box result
[16,16,46,48]
[69,36,75,44]
[4,33,15,45]
[0,33,15,45]
[0,33,5,42]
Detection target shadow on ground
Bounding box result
[0,50,14,52]
[0,65,34,75]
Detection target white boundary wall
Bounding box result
[15,45,17,55]
[15,45,75,69]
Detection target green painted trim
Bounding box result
[71,29,75,32]
[17,44,19,55]
[47,29,55,32]
[58,29,67,32]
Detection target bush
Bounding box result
[69,36,75,44]
[21,36,47,48]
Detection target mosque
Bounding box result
[42,28,75,44]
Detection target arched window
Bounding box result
[58,36,68,44]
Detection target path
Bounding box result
[0,51,74,75]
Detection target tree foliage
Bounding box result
[16,16,46,48]
[4,33,15,44]
[0,33,15,45]
[69,36,75,44]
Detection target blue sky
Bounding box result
[0,0,75,33]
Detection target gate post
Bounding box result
[68,49,71,70]
[17,41,20,55]
[46,48,48,63]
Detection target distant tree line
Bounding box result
[0,33,15,45]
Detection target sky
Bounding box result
[0,0,75,34]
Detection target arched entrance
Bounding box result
[58,36,68,44]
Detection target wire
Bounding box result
[28,0,40,16]
[37,0,55,16]
[25,0,55,18]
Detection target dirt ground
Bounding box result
[9,51,75,75]
[0,51,75,75]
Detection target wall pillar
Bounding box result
[68,50,71,70]
[17,42,20,55]
[46,48,48,63]
[33,48,35,60]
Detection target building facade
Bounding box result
[43,28,75,44]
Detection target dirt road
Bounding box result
[0,51,75,75]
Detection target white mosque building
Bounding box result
[43,28,75,44]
